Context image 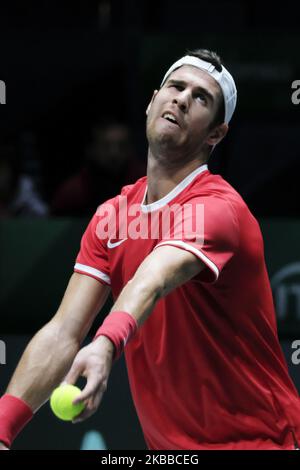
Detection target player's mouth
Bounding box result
[161,112,180,127]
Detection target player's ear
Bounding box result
[146,90,158,116]
[205,123,228,146]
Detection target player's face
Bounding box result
[146,65,227,161]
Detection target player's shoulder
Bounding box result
[120,176,147,197]
[187,170,258,229]
[94,176,147,209]
[193,170,249,211]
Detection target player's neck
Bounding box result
[145,149,206,204]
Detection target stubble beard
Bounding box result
[146,117,186,165]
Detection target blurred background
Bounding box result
[0,0,300,449]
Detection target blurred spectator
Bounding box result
[0,144,48,217]
[51,120,145,216]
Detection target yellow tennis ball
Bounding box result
[50,384,85,421]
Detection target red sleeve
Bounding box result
[74,201,114,286]
[74,184,138,285]
[154,196,239,283]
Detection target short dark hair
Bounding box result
[186,48,225,129]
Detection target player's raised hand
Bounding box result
[64,335,115,423]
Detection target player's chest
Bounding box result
[107,237,157,293]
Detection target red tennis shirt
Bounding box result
[75,164,300,450]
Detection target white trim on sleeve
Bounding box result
[154,240,219,281]
[74,263,111,285]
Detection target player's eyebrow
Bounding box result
[167,79,215,105]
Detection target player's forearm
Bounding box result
[112,276,161,327]
[6,320,80,412]
[112,246,203,326]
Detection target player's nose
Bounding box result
[172,91,190,113]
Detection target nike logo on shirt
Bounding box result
[107,238,127,249]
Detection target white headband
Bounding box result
[160,55,237,124]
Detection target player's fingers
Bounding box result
[73,374,104,404]
[64,361,83,385]
[72,388,105,423]
[72,405,94,423]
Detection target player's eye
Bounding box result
[196,93,207,103]
[170,84,184,91]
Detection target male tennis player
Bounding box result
[1,49,300,450]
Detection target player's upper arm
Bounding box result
[153,196,239,283]
[132,245,205,298]
[50,272,110,343]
